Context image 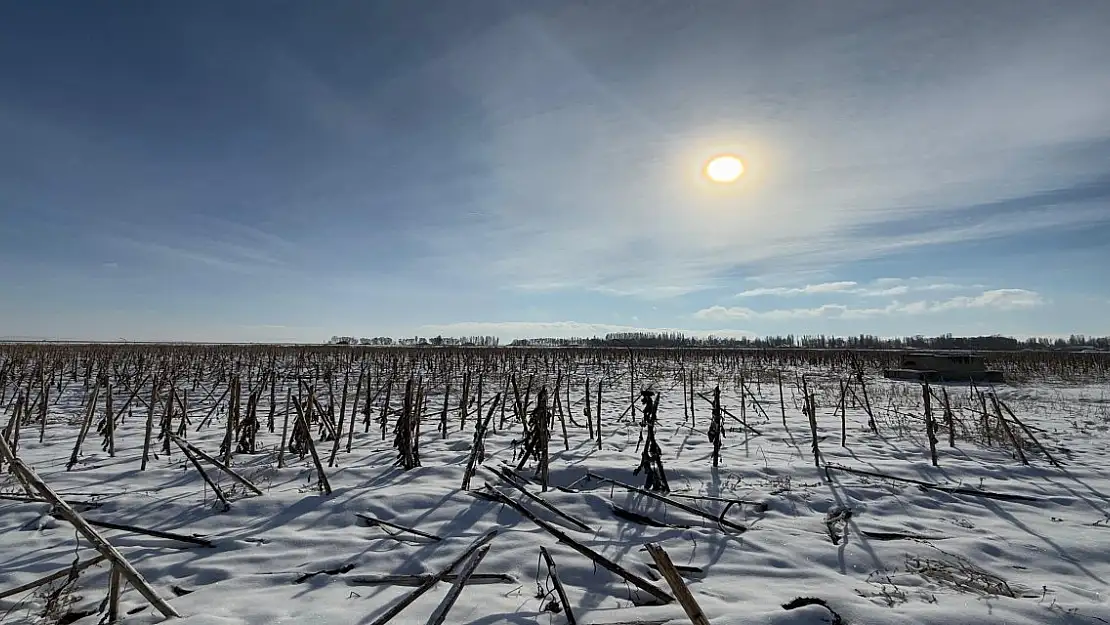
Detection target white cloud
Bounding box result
[694,306,756,321]
[418,321,754,341]
[860,285,909,296]
[735,278,981,299]
[695,303,894,321]
[695,289,1045,321]
[930,289,1045,311]
[735,281,859,297]
[855,281,976,297]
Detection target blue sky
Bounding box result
[2,1,1108,342]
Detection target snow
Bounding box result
[3,363,1110,625]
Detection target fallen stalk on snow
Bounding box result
[482,484,674,606]
[169,434,263,496]
[365,529,499,625]
[53,515,215,548]
[0,554,107,600]
[645,543,710,625]
[356,512,443,542]
[0,493,103,509]
[995,396,1063,468]
[665,491,768,513]
[782,597,844,625]
[171,434,231,508]
[584,471,747,533]
[294,563,355,584]
[0,434,181,618]
[823,464,1038,503]
[860,530,952,541]
[611,505,690,529]
[346,573,515,587]
[646,562,704,576]
[427,544,490,625]
[490,466,593,532]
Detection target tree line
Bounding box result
[329,332,1107,351]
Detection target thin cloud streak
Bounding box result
[735,279,978,298]
[104,236,272,275]
[735,281,860,297]
[695,289,1046,321]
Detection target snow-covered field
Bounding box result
[3,350,1110,625]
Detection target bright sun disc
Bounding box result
[705,155,745,183]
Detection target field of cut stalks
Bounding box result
[2,345,1109,625]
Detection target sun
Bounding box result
[704,155,745,183]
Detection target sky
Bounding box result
[2,1,1109,343]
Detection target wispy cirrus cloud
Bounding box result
[734,281,860,297]
[696,288,1045,321]
[735,278,978,298]
[96,213,301,276]
[410,4,1110,298]
[105,236,273,274]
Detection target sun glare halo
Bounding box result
[705,155,745,183]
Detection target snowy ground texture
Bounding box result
[3,358,1110,625]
